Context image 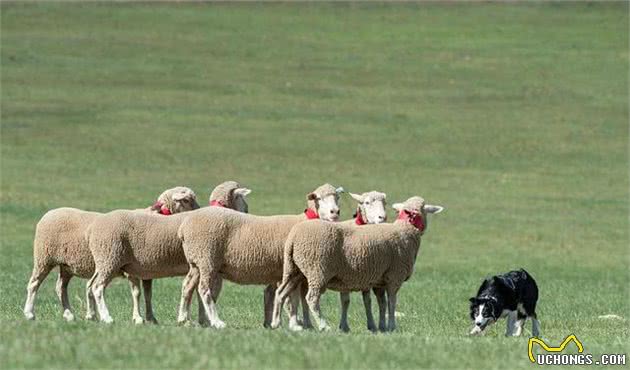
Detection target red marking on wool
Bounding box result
[355,209,366,225]
[210,200,226,207]
[397,210,424,231]
[159,205,172,216]
[304,208,319,219]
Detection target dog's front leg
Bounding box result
[505,311,517,336]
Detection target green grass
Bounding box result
[1,2,628,369]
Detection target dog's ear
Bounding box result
[469,297,477,304]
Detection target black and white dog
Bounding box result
[469,269,540,337]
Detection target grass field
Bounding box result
[1,2,628,369]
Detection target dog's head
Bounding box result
[468,296,501,335]
[469,275,515,335]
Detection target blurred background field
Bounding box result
[1,2,628,369]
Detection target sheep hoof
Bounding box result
[146,318,159,325]
[178,320,193,328]
[212,320,226,329]
[133,317,144,325]
[24,312,35,321]
[339,325,350,333]
[85,313,97,321]
[288,323,303,332]
[63,310,75,322]
[102,317,114,324]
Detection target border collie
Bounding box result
[469,269,540,337]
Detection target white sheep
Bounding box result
[271,196,443,332]
[339,191,388,332]
[175,184,345,330]
[293,191,388,330]
[85,182,253,324]
[144,181,251,325]
[23,186,199,322]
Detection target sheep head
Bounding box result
[350,191,387,224]
[209,180,251,213]
[152,186,200,215]
[306,183,344,222]
[392,196,443,234]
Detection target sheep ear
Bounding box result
[335,186,345,194]
[380,192,387,200]
[349,193,363,202]
[425,204,444,214]
[234,188,251,197]
[392,203,404,211]
[307,192,318,201]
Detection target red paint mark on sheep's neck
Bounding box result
[209,200,226,207]
[397,210,424,231]
[153,202,172,216]
[355,209,366,225]
[304,208,319,219]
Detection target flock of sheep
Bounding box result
[24,181,444,332]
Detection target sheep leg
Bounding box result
[142,279,158,324]
[386,286,399,332]
[24,262,53,321]
[286,290,302,331]
[199,277,221,327]
[339,292,351,332]
[85,275,97,321]
[177,266,199,324]
[264,283,292,329]
[300,282,313,329]
[306,285,329,331]
[270,274,302,330]
[90,269,116,324]
[263,284,275,328]
[362,290,377,332]
[373,287,387,332]
[55,267,75,322]
[128,276,144,324]
[197,266,225,329]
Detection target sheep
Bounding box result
[144,181,251,325]
[338,191,388,332]
[270,196,444,332]
[85,181,252,324]
[175,183,345,330]
[23,186,199,322]
[292,191,388,330]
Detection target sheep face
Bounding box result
[350,191,387,224]
[157,186,200,214]
[230,187,251,213]
[306,183,344,222]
